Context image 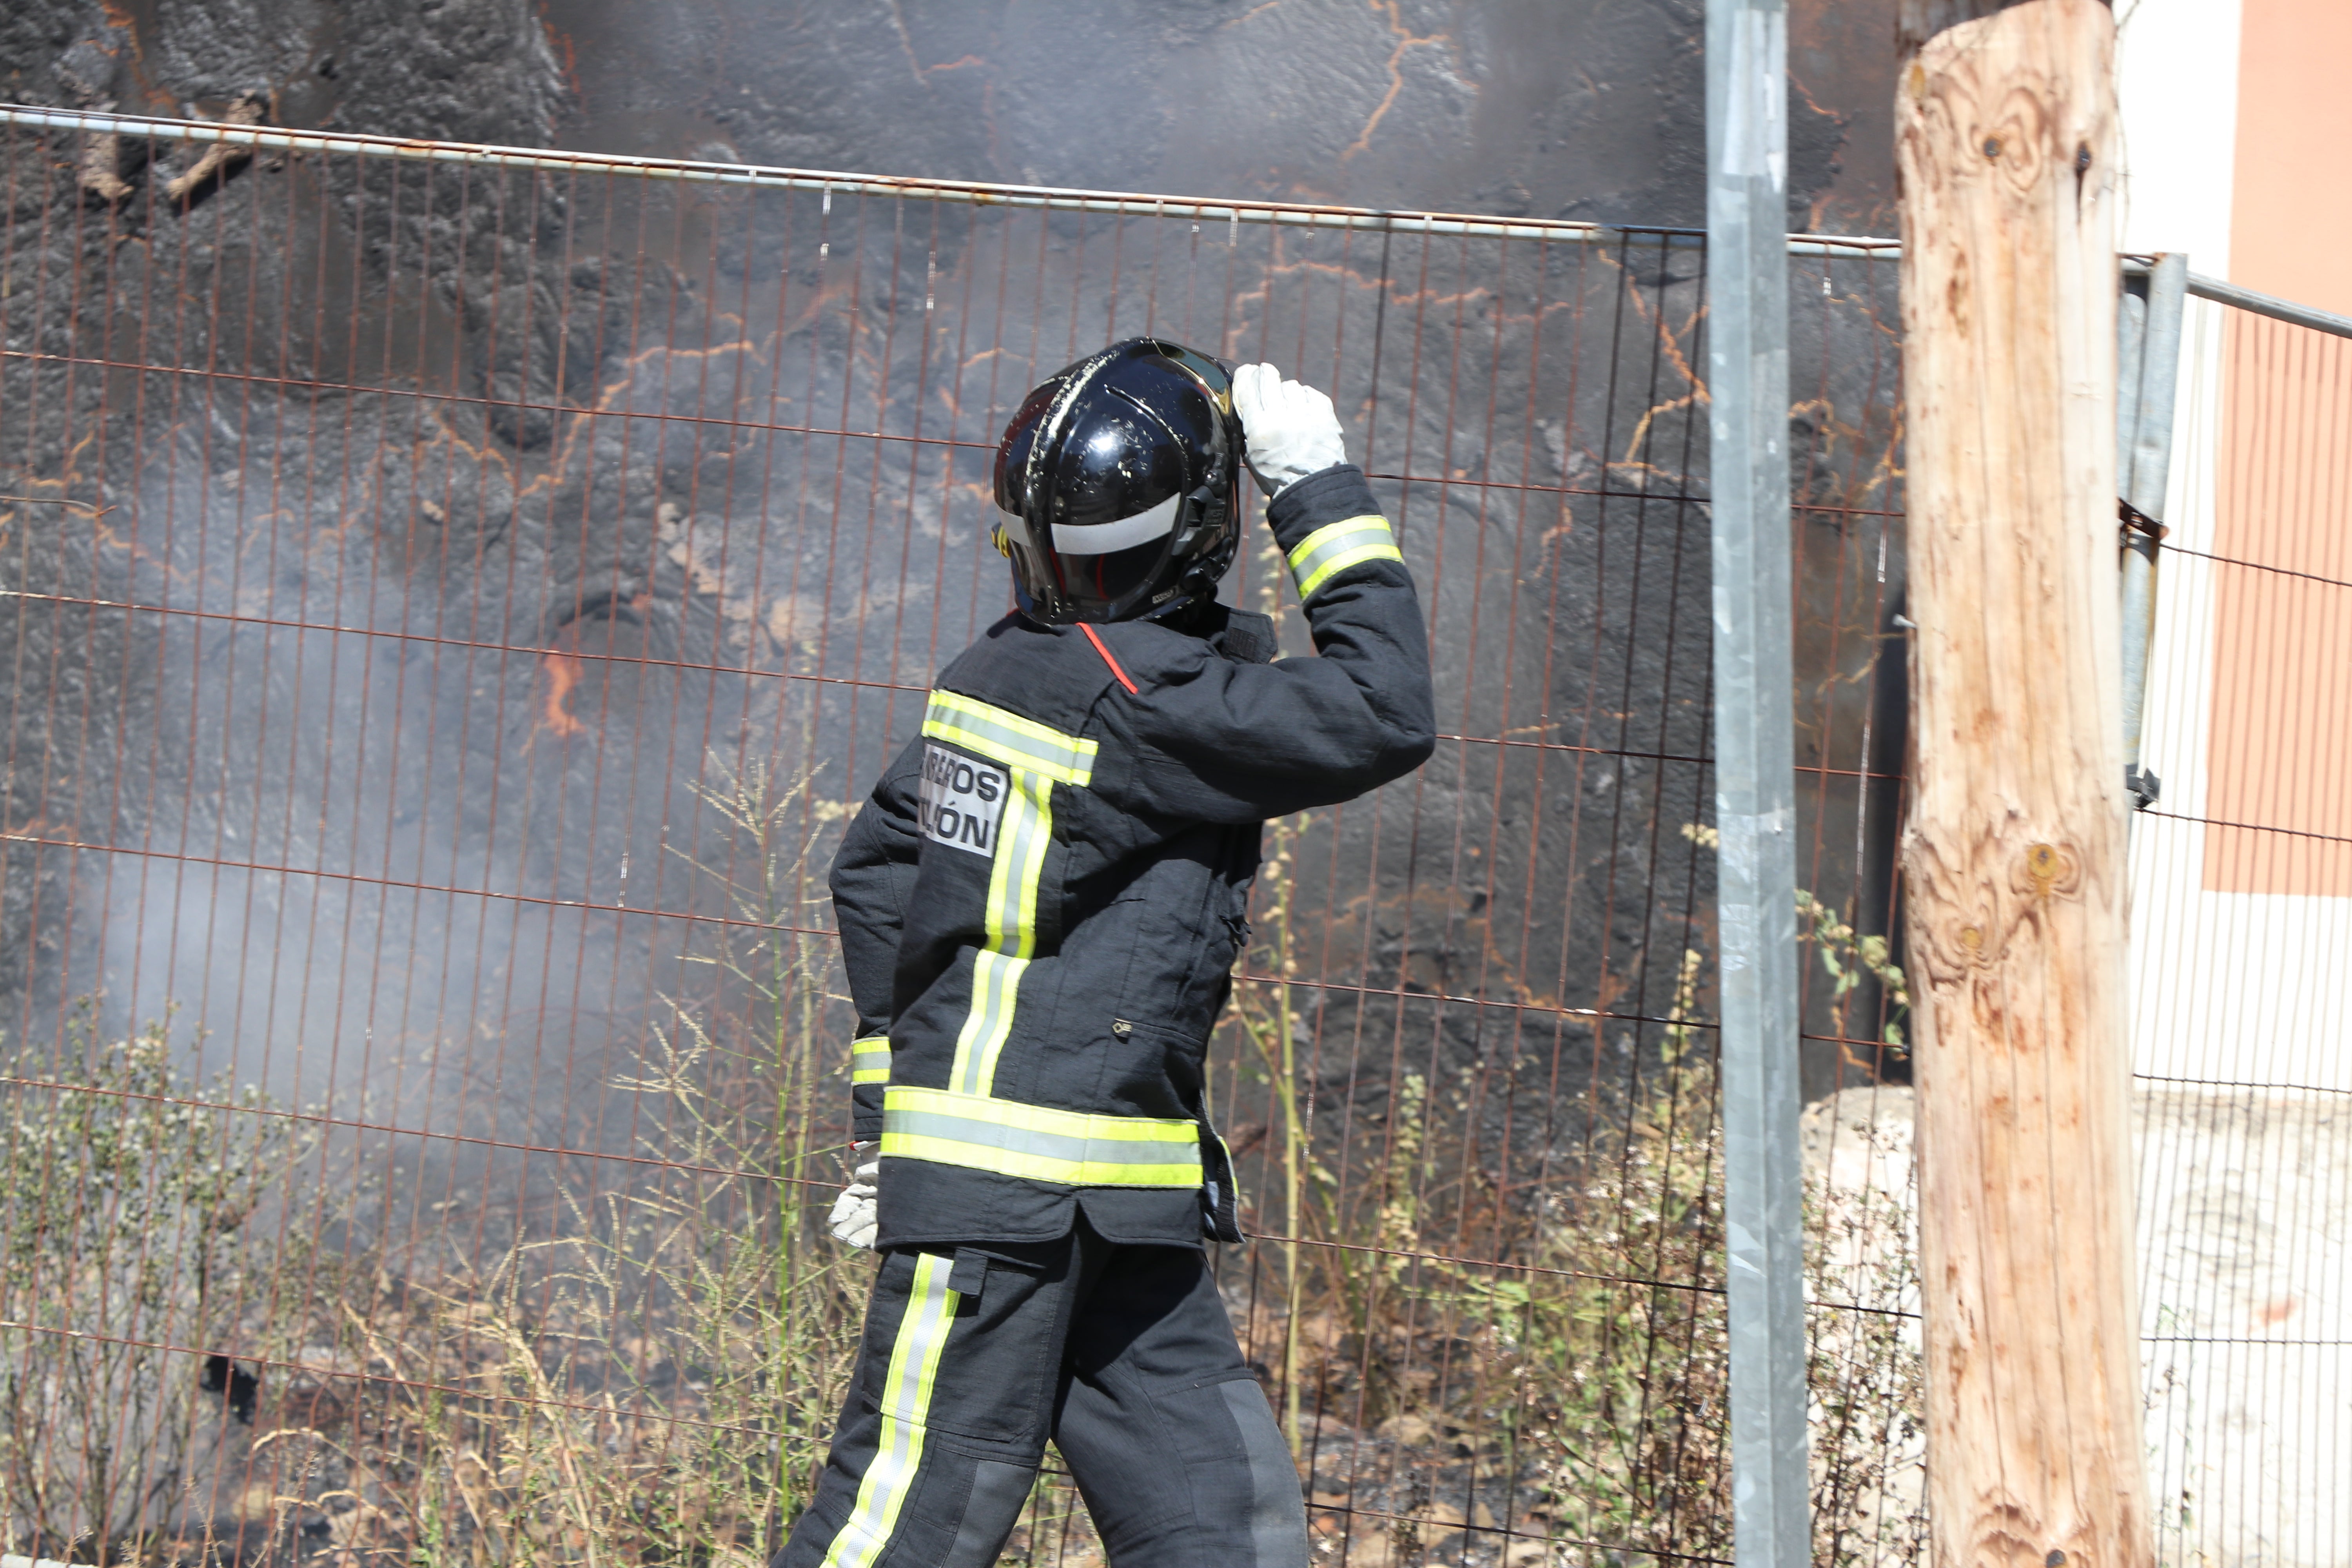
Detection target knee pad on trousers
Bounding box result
[1221,1380,1313,1568]
[939,1455,1036,1568]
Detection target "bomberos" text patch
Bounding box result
[918,743,1006,857]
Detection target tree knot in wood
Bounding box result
[1968,1504,2053,1568]
[1984,87,2054,192]
[1908,876,2005,982]
[2016,840,2080,902]
[1905,835,2090,983]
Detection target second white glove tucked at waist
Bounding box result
[828,1159,879,1250]
[1231,362,1347,498]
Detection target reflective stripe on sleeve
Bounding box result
[1285,514,1404,601]
[851,1036,892,1085]
[921,691,1098,786]
[819,1252,961,1568]
[881,1086,1202,1188]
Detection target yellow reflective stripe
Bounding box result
[985,770,1053,963]
[947,753,1056,1095]
[880,1136,1199,1187]
[887,1087,1197,1143]
[881,1085,1203,1188]
[918,690,1098,1111]
[820,1252,960,1568]
[950,951,1027,1094]
[921,690,1097,786]
[1286,514,1403,600]
[851,1036,891,1085]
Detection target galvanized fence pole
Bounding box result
[1704,2,1810,1564]
[2118,252,2187,808]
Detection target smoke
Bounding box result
[2,0,1905,1257]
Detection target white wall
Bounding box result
[2115,0,2242,267]
[2115,0,2352,1098]
[2112,12,2352,1565]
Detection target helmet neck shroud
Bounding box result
[993,336,1245,625]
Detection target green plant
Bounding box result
[1220,835,1741,1562]
[1494,946,1733,1564]
[0,1004,312,1564]
[664,752,872,1519]
[1793,889,1910,1053]
[0,755,873,1568]
[1209,811,1931,1566]
[1677,822,1909,1052]
[1225,807,1340,1454]
[286,751,872,1566]
[301,1016,866,1568]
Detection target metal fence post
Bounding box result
[2118,252,2187,808]
[1704,4,1809,1565]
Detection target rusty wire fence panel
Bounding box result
[2127,293,2352,1568]
[0,114,1916,1568]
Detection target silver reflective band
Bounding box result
[819,1251,959,1568]
[881,1086,1201,1187]
[1285,514,1402,600]
[1048,491,1183,555]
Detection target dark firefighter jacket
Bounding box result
[828,463,1435,1250]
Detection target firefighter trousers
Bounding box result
[776,1218,1308,1568]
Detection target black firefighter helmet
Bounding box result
[992,337,1243,624]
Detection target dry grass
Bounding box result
[0,762,1923,1568]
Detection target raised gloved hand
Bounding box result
[828,1155,879,1250]
[1231,362,1347,498]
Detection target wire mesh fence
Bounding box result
[0,111,1918,1568]
[2128,290,2352,1568]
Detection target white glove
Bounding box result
[1231,363,1347,498]
[828,1159,879,1250]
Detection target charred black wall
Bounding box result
[0,3,1906,1193]
[4,0,1898,228]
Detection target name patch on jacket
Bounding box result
[918,744,1007,857]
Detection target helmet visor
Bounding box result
[998,499,1182,621]
[1056,534,1178,612]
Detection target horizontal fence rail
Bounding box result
[0,103,1905,258]
[0,111,1919,1567]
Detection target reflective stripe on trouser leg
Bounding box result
[818,1253,960,1568]
[779,1244,1064,1568]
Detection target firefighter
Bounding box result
[779,338,1434,1568]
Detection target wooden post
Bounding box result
[1895,3,2154,1566]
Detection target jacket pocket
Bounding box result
[1098,1016,1241,1240]
[1092,1015,1203,1120]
